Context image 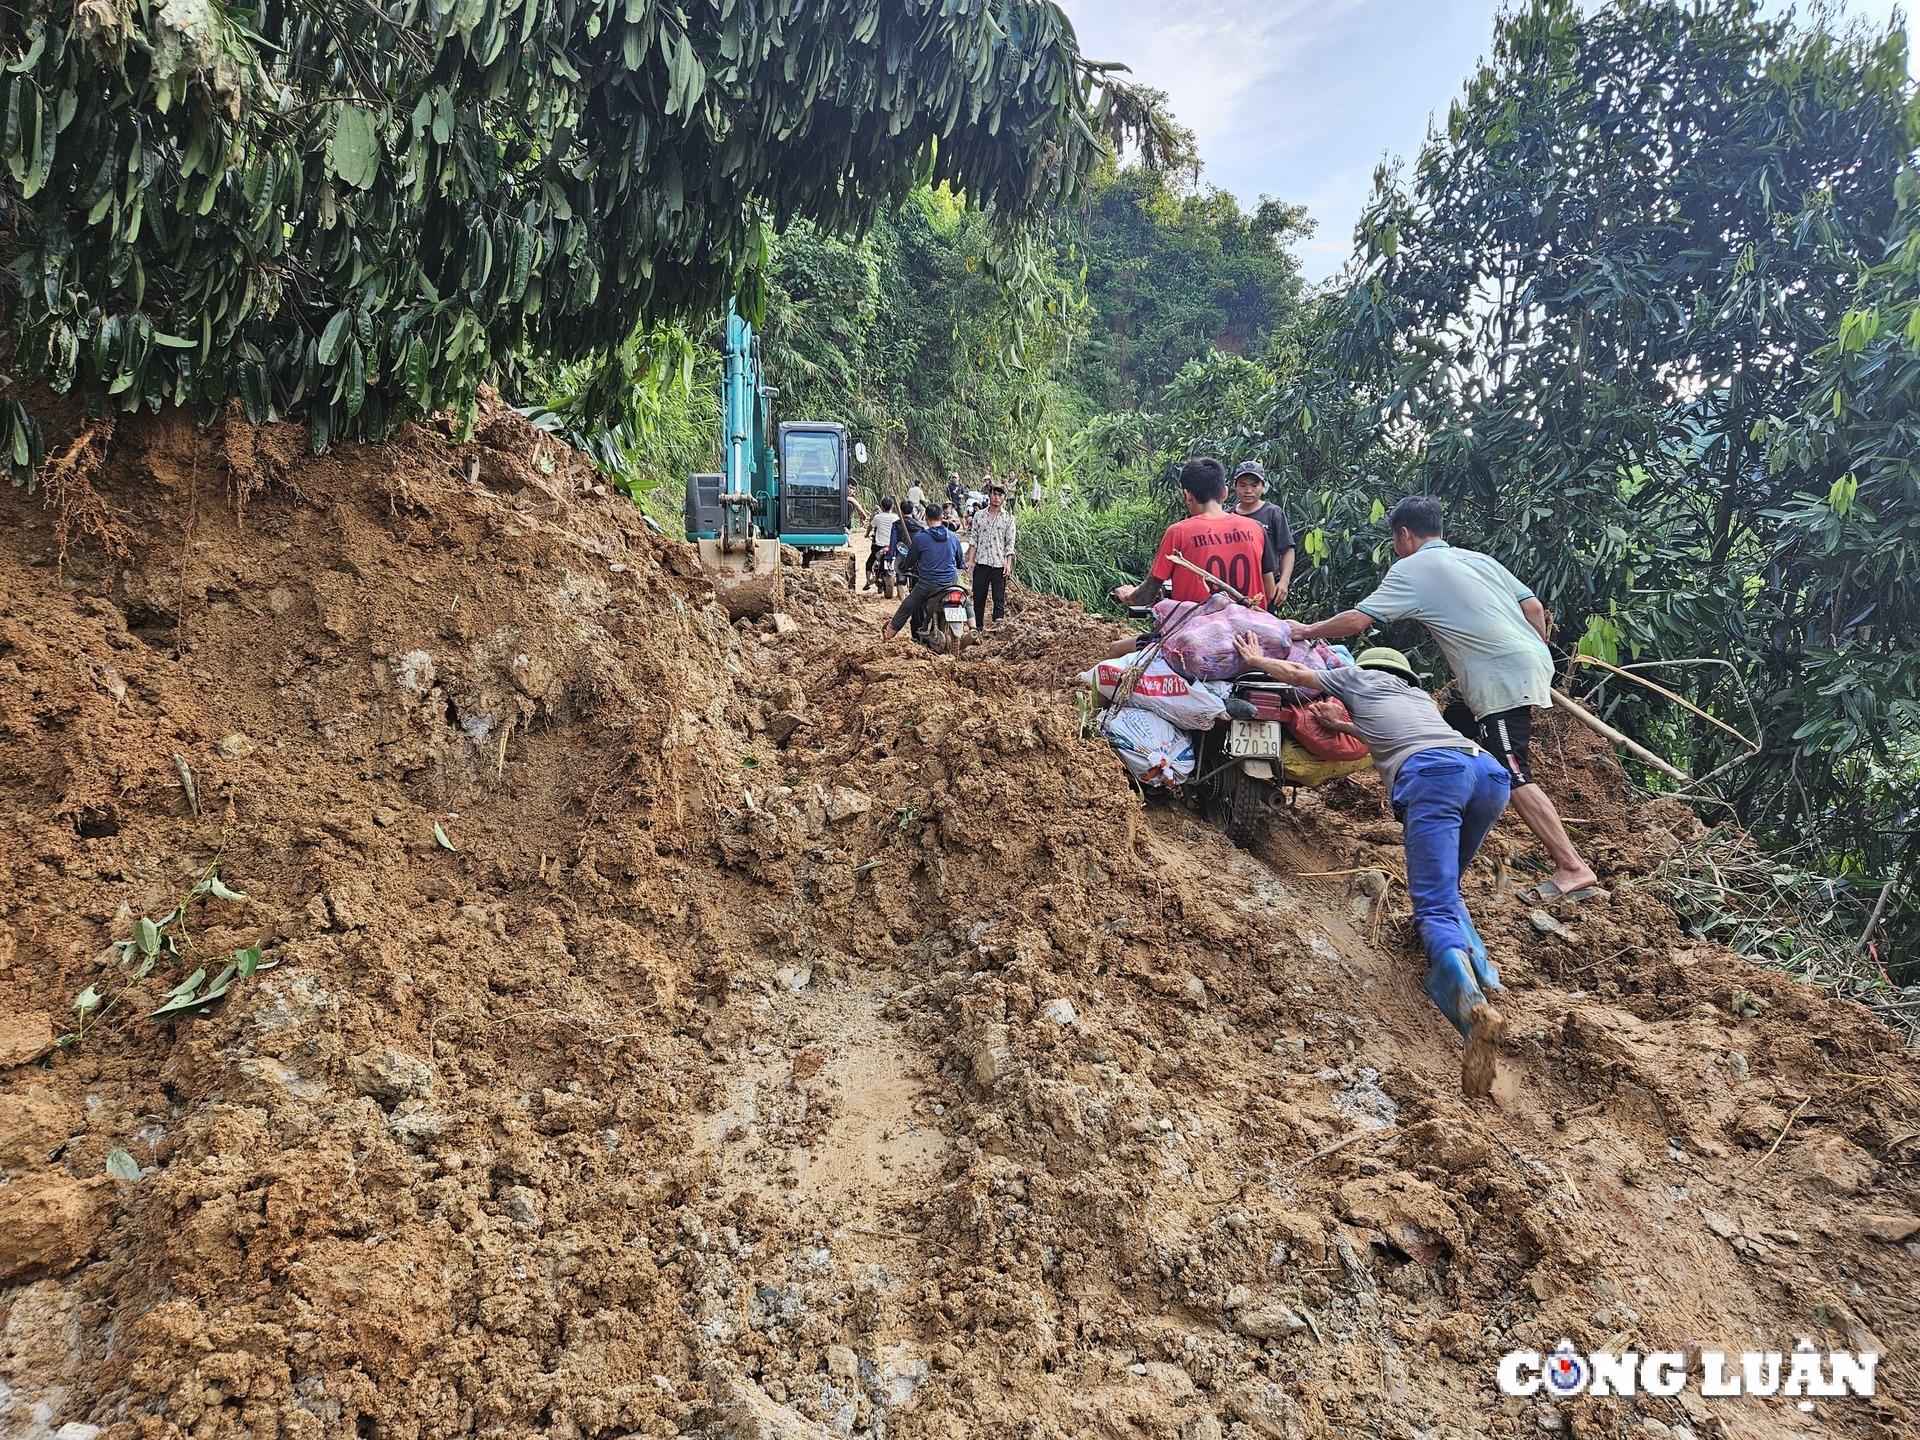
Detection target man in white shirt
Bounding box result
[905,480,926,511]
[863,497,900,591]
[965,484,1017,626]
[1293,495,1600,903]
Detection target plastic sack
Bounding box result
[1285,638,1349,671]
[1098,708,1195,788]
[1079,654,1229,731]
[1245,694,1370,762]
[1277,737,1373,787]
[1150,596,1293,681]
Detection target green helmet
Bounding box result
[1355,646,1420,685]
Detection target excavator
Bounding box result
[683,305,857,618]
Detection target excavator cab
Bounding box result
[776,423,851,555]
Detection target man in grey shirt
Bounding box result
[1233,635,1511,1097]
[1291,495,1599,904]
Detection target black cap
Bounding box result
[1232,460,1267,481]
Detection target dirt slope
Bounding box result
[1,405,1915,1440]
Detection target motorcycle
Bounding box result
[867,540,901,599]
[923,580,972,654]
[900,560,970,653]
[1118,605,1311,848]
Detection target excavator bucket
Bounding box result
[697,537,784,619]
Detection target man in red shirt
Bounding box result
[1104,457,1269,657]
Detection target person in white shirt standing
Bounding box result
[966,483,1017,627]
[1294,494,1601,905]
[905,479,926,512]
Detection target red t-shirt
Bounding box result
[1150,511,1269,606]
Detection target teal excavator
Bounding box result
[683,306,856,618]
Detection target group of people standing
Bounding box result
[1105,455,1600,1092]
[867,480,1018,639]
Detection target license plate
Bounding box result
[943,605,968,623]
[1227,719,1285,758]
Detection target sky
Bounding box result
[1056,1,1917,285]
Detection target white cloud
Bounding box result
[1059,0,1916,285]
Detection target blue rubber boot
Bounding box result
[1426,947,1507,1098]
[1454,902,1501,993]
[1425,948,1489,1039]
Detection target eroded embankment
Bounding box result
[0,404,1915,1440]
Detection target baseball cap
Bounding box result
[1232,460,1267,483]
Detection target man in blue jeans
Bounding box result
[1233,636,1511,1096]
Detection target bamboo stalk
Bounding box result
[1549,689,1690,783]
[1165,550,1253,606]
[1567,653,1758,751]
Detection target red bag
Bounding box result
[1266,696,1370,763]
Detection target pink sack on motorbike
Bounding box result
[1151,597,1293,681]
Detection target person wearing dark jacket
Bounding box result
[883,504,964,640]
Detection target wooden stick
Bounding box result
[1751,1095,1811,1173]
[1165,550,1253,606]
[1567,654,1757,752]
[1550,689,1690,783]
[1854,866,1901,959]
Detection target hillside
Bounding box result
[0,407,1915,1440]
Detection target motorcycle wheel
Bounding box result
[1224,774,1269,849]
[927,621,954,654]
[882,575,896,600]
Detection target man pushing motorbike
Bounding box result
[1232,635,1510,1096]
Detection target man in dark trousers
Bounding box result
[1230,460,1296,609]
[966,483,1017,628]
[882,503,964,641]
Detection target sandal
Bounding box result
[1516,879,1603,905]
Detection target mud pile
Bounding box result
[1,406,1915,1440]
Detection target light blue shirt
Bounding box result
[1356,540,1554,718]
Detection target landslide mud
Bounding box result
[1,405,1915,1440]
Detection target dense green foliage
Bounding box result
[1343,0,1918,959]
[1065,168,1309,411]
[745,153,1308,505]
[0,0,1131,466]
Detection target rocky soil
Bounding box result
[1,403,1915,1440]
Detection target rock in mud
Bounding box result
[346,1046,434,1104]
[1227,1380,1317,1440]
[215,732,256,758]
[0,1173,109,1284]
[824,787,871,823]
[1860,1212,1920,1243]
[1233,1299,1308,1339]
[1806,1133,1880,1195]
[971,1023,1014,1087]
[707,1361,837,1440]
[0,1010,57,1067]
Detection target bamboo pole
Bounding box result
[1566,654,1757,752]
[1165,550,1253,606]
[1549,689,1691,783]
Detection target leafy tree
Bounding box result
[1065,163,1309,409]
[1762,165,1920,959]
[0,0,1138,467]
[1342,0,1915,922]
[758,187,1080,495]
